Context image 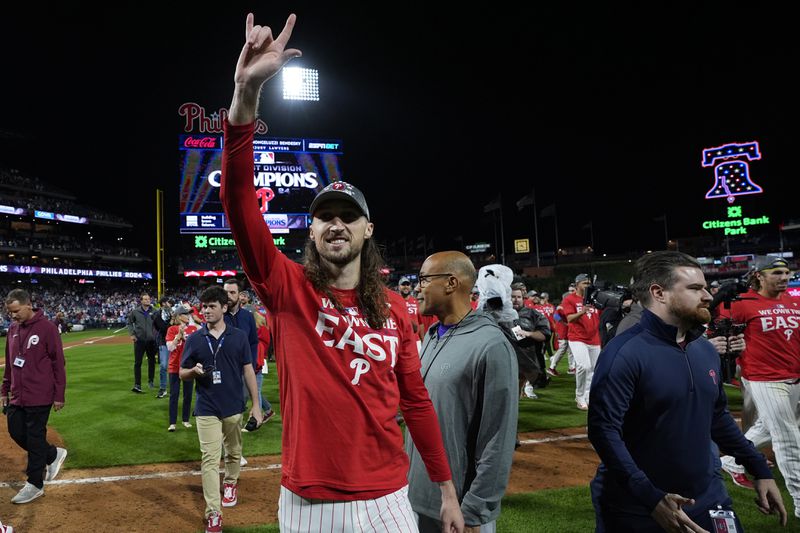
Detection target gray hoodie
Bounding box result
[127,305,156,343]
[406,311,519,526]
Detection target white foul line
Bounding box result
[63,335,116,350]
[0,463,283,489]
[518,433,588,445]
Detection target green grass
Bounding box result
[37,331,283,468]
[6,331,792,532]
[517,357,744,433]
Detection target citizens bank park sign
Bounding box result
[178,103,345,236]
[700,141,772,236]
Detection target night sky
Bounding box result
[1,4,796,261]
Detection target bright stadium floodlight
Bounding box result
[282,67,319,101]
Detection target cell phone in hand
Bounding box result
[202,365,216,374]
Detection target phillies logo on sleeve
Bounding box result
[709,369,717,385]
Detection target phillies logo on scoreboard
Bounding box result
[178,102,268,134]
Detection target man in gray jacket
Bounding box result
[407,251,519,533]
[127,293,158,393]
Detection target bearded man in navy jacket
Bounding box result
[588,251,786,532]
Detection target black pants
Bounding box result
[133,339,157,387]
[7,404,57,489]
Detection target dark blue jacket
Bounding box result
[588,308,771,514]
[224,307,258,368]
[180,324,251,418]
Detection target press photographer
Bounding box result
[583,281,634,347]
[706,275,750,384]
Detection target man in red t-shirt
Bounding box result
[219,12,463,533]
[717,257,800,516]
[397,276,420,335]
[560,274,601,410]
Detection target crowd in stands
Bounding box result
[0,190,129,225]
[0,167,49,193]
[0,235,143,258]
[0,286,205,330]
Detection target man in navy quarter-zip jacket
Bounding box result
[588,251,786,532]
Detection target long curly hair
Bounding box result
[303,237,389,329]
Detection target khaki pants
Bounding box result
[196,413,243,517]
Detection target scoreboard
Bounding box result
[178,134,343,235]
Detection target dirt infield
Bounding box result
[0,427,598,532]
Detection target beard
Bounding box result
[669,300,711,327]
[317,240,362,266]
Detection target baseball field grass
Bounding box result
[1,329,798,531]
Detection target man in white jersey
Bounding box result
[717,256,800,518]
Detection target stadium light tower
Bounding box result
[282,67,319,101]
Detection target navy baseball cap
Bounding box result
[309,181,370,221]
[575,273,590,283]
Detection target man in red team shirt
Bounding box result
[219,12,463,533]
[717,257,800,518]
[398,276,420,334]
[561,274,601,410]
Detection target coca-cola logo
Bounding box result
[178,102,268,134]
[183,136,220,149]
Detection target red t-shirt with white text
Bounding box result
[166,324,199,373]
[221,121,451,500]
[560,293,600,345]
[719,289,800,381]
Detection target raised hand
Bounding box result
[234,13,302,90]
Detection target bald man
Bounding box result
[406,252,519,533]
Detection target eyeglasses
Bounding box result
[418,273,453,287]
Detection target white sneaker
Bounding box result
[11,482,44,504]
[0,519,13,533]
[182,421,192,428]
[523,383,535,397]
[240,456,248,466]
[46,447,68,482]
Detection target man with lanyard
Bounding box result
[407,251,518,533]
[2,289,68,505]
[588,251,786,532]
[180,286,263,533]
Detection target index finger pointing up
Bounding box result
[245,13,254,43]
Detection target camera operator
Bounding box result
[715,257,800,518]
[585,282,635,348]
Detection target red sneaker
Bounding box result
[723,468,754,489]
[205,511,222,533]
[567,367,576,374]
[222,483,238,507]
[546,367,560,377]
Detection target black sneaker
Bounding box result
[156,390,167,399]
[131,385,143,393]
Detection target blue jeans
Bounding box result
[158,345,169,392]
[256,372,271,412]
